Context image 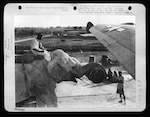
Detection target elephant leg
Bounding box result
[46,86,58,107]
[36,88,57,107]
[36,96,46,107]
[35,79,58,107]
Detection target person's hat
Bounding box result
[36,33,43,40]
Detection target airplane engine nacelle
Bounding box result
[82,62,107,83]
[88,68,106,83]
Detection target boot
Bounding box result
[119,100,123,103]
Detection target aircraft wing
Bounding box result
[15,35,51,43]
[86,22,135,78]
[15,37,35,43]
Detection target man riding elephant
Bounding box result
[30,33,51,62]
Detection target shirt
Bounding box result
[117,76,124,89]
[31,39,45,52]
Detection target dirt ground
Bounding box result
[56,71,135,108]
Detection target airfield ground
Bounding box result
[56,77,135,108]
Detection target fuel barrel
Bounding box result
[89,55,96,63]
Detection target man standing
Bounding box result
[107,68,113,81]
[113,71,118,82]
[31,33,51,61]
[116,71,126,105]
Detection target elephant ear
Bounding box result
[47,62,70,82]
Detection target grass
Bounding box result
[15,35,108,54]
[15,34,114,64]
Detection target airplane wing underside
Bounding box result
[89,26,135,78]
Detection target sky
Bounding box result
[15,15,135,27]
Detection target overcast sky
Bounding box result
[15,15,135,27]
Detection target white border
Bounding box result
[4,3,146,112]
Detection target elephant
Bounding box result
[15,49,106,107]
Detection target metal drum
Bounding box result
[89,55,96,63]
